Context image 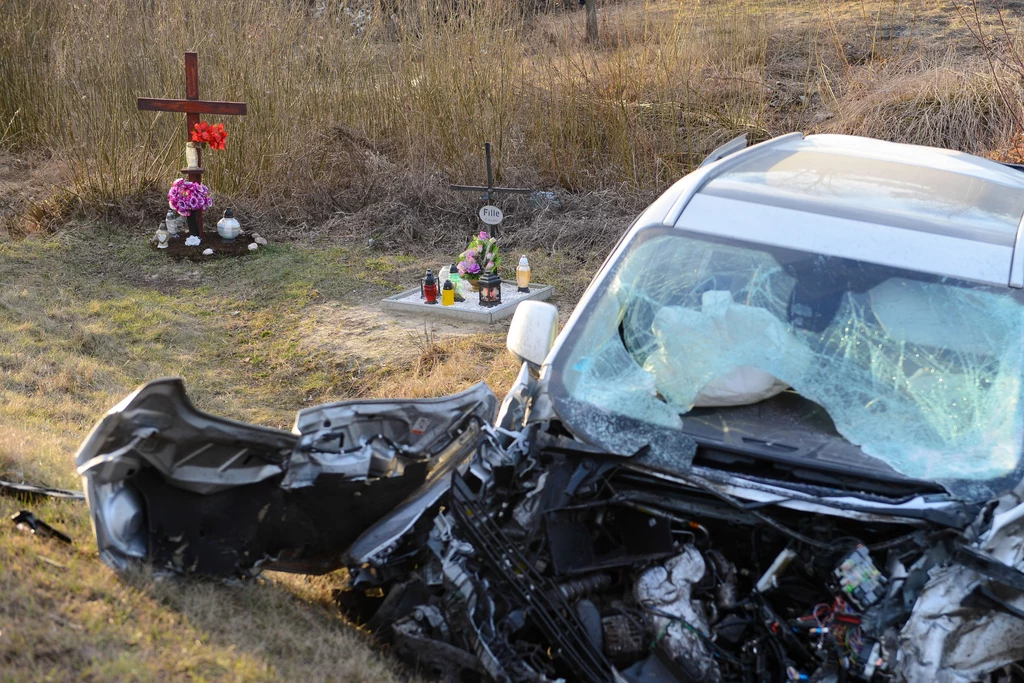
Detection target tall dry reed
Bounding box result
[0,0,1019,227]
[0,0,780,214]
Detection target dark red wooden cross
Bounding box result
[138,52,247,238]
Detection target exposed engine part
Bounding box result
[366,436,402,478]
[704,549,738,611]
[601,613,646,663]
[576,600,604,653]
[332,441,978,683]
[833,544,887,610]
[554,574,613,603]
[447,474,617,682]
[755,547,797,593]
[545,505,675,576]
[635,546,720,683]
[392,609,488,682]
[365,446,956,683]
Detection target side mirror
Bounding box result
[507,301,558,368]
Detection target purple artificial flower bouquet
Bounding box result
[167,178,214,217]
[457,231,500,281]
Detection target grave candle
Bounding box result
[448,264,464,301]
[423,270,438,304]
[165,209,179,236]
[441,279,455,306]
[217,208,241,240]
[516,255,531,292]
[478,270,501,307]
[185,142,202,170]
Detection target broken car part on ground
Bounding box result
[77,134,1024,682]
[11,510,73,544]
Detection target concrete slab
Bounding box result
[381,280,553,324]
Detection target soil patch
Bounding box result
[154,232,262,261]
[301,303,503,368]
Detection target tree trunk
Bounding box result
[585,0,597,43]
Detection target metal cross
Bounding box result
[450,142,532,235]
[138,52,247,238]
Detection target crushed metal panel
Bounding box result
[76,378,497,575]
[135,461,430,575]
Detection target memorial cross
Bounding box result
[450,142,532,236]
[138,52,247,238]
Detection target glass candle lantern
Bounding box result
[448,264,464,301]
[422,269,438,304]
[165,209,179,236]
[217,208,241,241]
[478,270,502,308]
[441,279,455,306]
[516,255,531,293]
[185,142,201,170]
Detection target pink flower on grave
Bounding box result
[168,178,213,217]
[457,230,500,279]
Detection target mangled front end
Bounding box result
[75,377,1024,681]
[345,428,1024,683]
[75,378,496,576]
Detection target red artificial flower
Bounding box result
[191,121,229,150]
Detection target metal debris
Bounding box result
[12,510,72,544]
[0,479,84,502]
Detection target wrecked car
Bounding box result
[77,133,1024,682]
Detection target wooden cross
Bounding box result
[138,52,247,238]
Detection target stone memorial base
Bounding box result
[381,281,553,324]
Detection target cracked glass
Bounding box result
[553,229,1024,487]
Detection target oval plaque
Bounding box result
[479,205,504,225]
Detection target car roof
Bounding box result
[661,133,1024,288]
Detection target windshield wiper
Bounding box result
[678,391,949,498]
[694,444,943,497]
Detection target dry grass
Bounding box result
[0,226,536,681]
[0,518,413,682]
[391,332,521,398]
[822,54,1019,155]
[6,0,1022,241]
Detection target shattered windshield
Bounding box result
[551,229,1024,489]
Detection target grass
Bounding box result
[0,225,545,681]
[4,0,1023,238]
